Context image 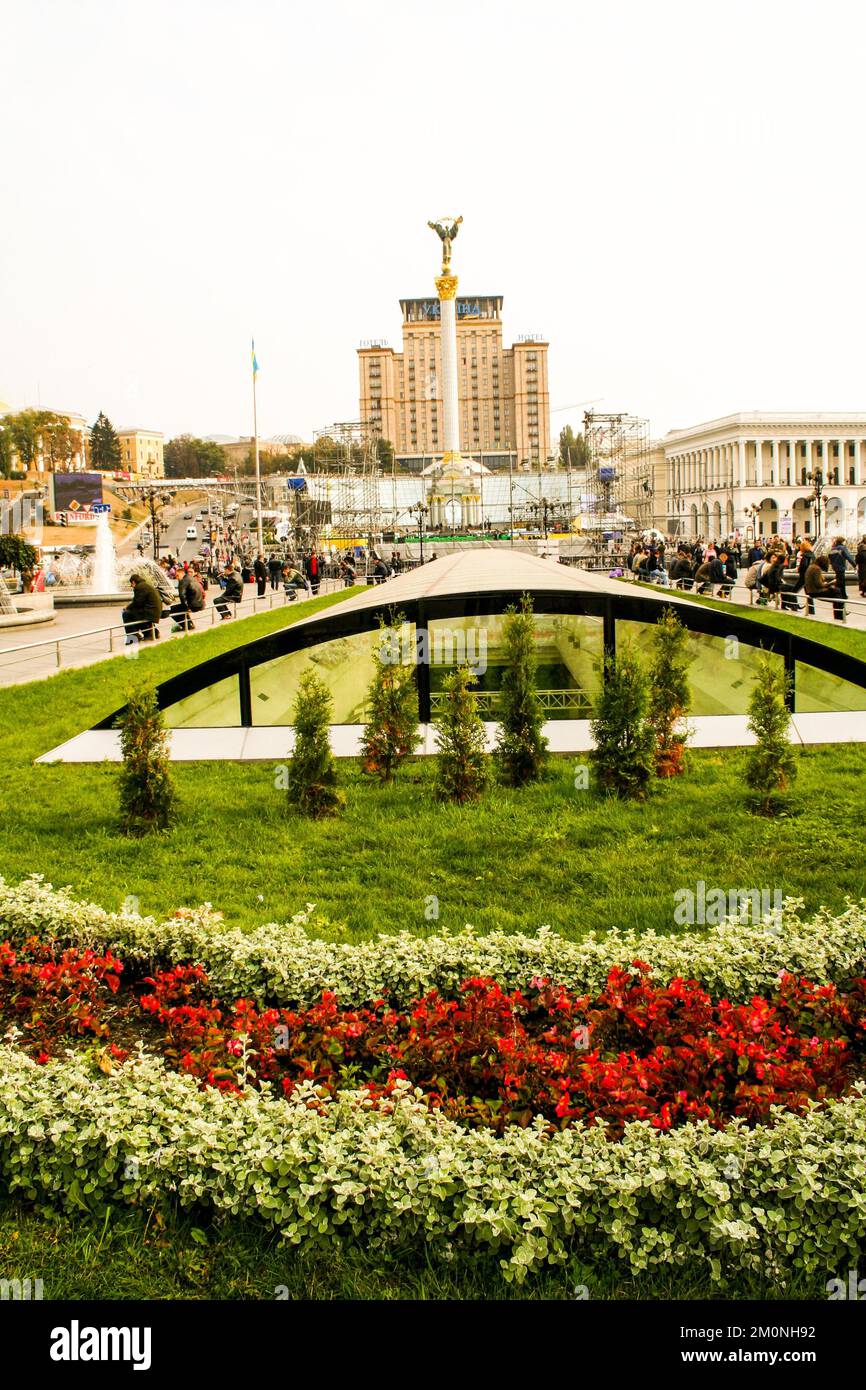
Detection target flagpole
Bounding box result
[252,339,263,554]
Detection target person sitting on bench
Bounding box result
[122,573,162,645]
[213,562,244,620]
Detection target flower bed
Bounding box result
[3,876,866,1007]
[2,876,866,1285]
[3,939,865,1137]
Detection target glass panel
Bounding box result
[617,619,782,715]
[428,612,603,720]
[795,661,866,713]
[163,675,241,728]
[251,626,414,725]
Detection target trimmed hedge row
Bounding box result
[1,1044,864,1285]
[2,876,866,1007]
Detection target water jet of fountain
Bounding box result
[91,510,119,594]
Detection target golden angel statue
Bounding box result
[428,215,463,270]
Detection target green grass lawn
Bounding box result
[2,585,866,1300]
[2,745,865,936]
[639,580,866,659]
[0,1200,832,1302]
[0,583,864,934]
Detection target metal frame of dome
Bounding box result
[94,551,866,730]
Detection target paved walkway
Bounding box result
[38,712,866,763]
[0,582,344,687]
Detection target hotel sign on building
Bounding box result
[359,295,550,467]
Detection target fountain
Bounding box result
[53,510,131,608]
[92,510,118,593]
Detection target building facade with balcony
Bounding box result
[358,295,550,468]
[664,412,866,540]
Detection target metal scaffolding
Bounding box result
[582,411,652,559]
[310,420,389,545]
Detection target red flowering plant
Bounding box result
[3,937,866,1136]
[132,963,865,1137]
[0,936,123,1058]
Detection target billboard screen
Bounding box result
[51,472,104,516]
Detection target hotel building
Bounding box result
[358,295,550,469]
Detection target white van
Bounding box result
[185,525,198,541]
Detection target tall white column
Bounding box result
[755,438,763,489]
[804,439,813,476]
[853,441,861,487]
[737,438,746,488]
[788,439,797,484]
[771,439,779,486]
[436,271,461,462]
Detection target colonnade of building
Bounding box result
[427,493,482,528]
[668,436,864,497]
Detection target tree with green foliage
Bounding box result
[558,425,589,470]
[0,409,72,477]
[375,437,395,469]
[495,593,548,785]
[590,641,655,799]
[361,618,420,781]
[434,665,489,803]
[647,607,691,777]
[287,669,343,817]
[90,411,122,471]
[116,684,177,835]
[745,650,797,815]
[163,435,228,479]
[0,534,38,574]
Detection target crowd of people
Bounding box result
[120,552,310,645]
[622,534,866,622]
[118,544,415,645]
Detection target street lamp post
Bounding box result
[807,469,825,539]
[408,502,430,563]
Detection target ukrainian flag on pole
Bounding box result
[251,339,260,376]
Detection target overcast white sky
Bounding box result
[1,0,864,445]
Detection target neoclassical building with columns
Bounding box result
[664,412,866,540]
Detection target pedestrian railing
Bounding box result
[0,580,342,676]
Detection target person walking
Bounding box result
[828,536,856,602]
[747,538,765,567]
[122,573,162,644]
[253,552,268,598]
[267,553,282,591]
[856,536,866,598]
[781,538,814,612]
